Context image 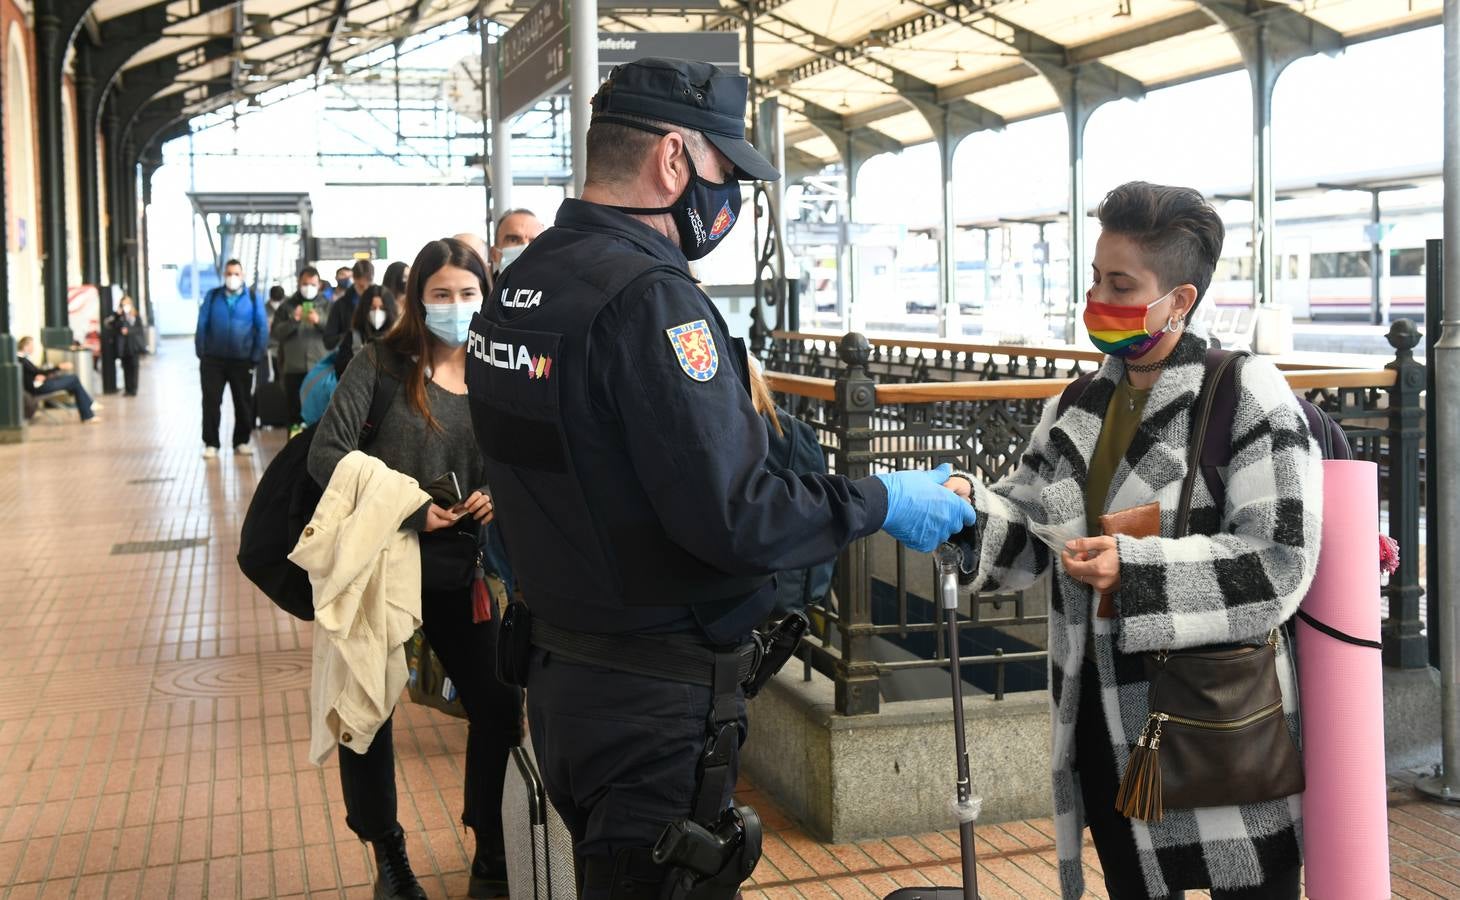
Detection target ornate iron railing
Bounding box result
[768,321,1428,715]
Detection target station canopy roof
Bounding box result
[88,0,1441,169]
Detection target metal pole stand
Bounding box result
[938,542,982,900]
[1418,0,1460,808]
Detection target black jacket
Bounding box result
[17,356,59,395]
[467,199,889,643]
[105,313,147,358]
[322,285,393,350]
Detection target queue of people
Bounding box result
[255,55,1327,900]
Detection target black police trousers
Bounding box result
[337,584,523,855]
[526,648,747,899]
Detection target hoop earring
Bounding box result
[1168,315,1185,332]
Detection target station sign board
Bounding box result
[596,32,740,80]
[499,0,571,120]
[311,237,388,261]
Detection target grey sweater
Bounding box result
[308,344,488,530]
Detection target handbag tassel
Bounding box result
[1115,713,1166,823]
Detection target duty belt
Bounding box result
[529,620,759,687]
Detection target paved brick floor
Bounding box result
[2,341,1457,899]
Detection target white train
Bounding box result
[1205,206,1436,322]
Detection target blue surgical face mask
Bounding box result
[424,300,477,347]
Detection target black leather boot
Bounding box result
[370,827,428,900]
[467,843,509,899]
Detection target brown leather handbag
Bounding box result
[1113,354,1304,822]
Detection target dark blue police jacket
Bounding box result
[465,199,889,645]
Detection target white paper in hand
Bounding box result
[1027,520,1086,552]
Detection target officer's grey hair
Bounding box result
[585,114,711,187]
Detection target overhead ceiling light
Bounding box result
[839,94,850,110]
[950,56,964,72]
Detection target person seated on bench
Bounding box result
[17,336,99,424]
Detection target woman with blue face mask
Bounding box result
[308,237,521,900]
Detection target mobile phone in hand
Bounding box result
[424,471,462,508]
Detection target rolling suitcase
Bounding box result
[502,743,577,899]
[255,377,290,428]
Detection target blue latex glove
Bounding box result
[875,463,979,553]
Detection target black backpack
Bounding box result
[237,363,399,620]
[765,408,837,615]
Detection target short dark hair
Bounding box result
[585,115,706,187]
[223,258,242,271]
[352,259,375,280]
[336,266,352,277]
[269,285,286,301]
[299,266,320,280]
[1096,182,1224,309]
[493,208,537,237]
[381,261,408,298]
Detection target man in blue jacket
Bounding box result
[196,258,268,457]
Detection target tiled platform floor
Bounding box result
[3,340,1458,899]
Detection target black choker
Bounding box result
[1125,357,1168,374]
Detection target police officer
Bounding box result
[465,58,975,899]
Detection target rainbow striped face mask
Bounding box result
[1083,288,1175,359]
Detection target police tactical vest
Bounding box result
[466,223,769,634]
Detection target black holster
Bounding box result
[494,601,534,687]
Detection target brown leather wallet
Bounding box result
[1094,500,1161,618]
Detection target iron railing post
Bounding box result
[1384,319,1428,669]
[833,332,882,715]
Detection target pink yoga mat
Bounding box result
[1299,459,1390,899]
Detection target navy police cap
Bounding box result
[591,57,781,183]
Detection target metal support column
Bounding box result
[1417,0,1460,806]
[478,17,493,238]
[1427,238,1443,671]
[936,118,959,339]
[1371,191,1385,325]
[1196,4,1340,310]
[1249,36,1279,309]
[75,47,102,287]
[569,0,598,195]
[35,5,72,349]
[104,100,126,291]
[489,40,513,227]
[835,161,849,329]
[0,78,22,443]
[1065,103,1093,344]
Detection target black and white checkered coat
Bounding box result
[960,333,1323,899]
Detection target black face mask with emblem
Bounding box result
[593,116,742,261]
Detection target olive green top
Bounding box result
[1085,379,1152,537]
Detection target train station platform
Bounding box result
[1,340,1457,900]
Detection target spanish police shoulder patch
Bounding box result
[665,319,719,382]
